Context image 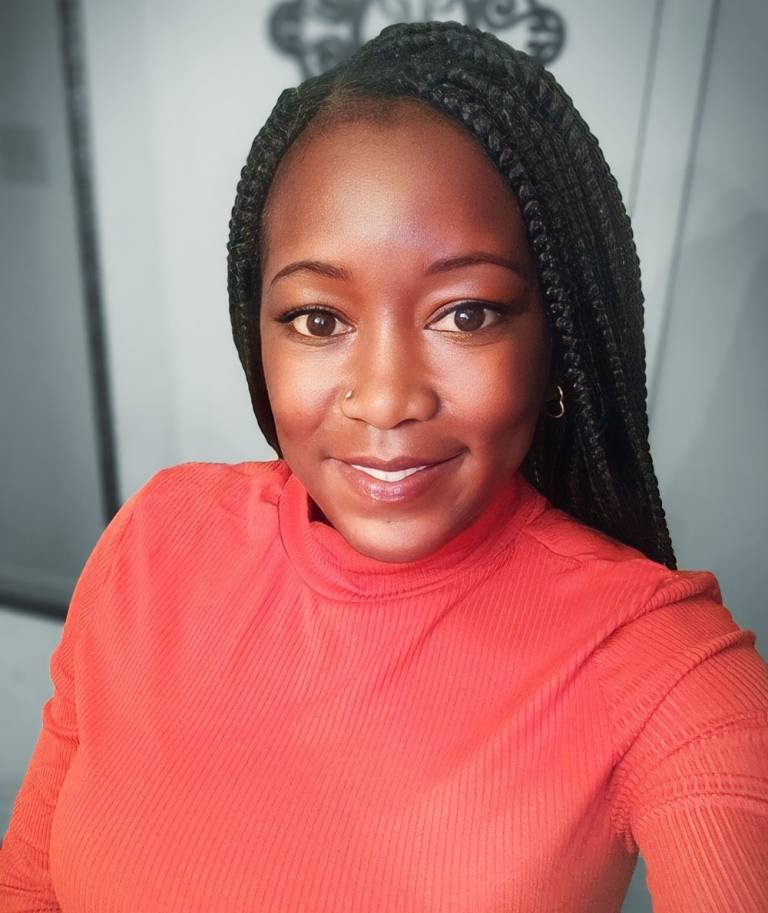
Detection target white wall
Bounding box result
[81,0,298,499]
[650,0,768,634]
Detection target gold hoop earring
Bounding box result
[544,384,565,419]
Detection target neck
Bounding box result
[308,497,331,525]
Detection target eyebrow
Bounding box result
[268,252,527,288]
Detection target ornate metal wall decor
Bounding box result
[269,0,566,78]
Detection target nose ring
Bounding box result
[344,390,354,400]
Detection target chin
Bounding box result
[340,517,452,563]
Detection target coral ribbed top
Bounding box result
[1,459,767,912]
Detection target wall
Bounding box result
[650,0,768,637]
[0,0,104,605]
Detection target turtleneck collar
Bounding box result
[276,464,544,602]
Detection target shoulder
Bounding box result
[521,495,665,571]
[131,458,290,505]
[63,459,292,640]
[517,496,708,621]
[106,459,293,557]
[516,495,744,679]
[124,458,291,520]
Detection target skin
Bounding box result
[259,102,556,562]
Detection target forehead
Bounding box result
[261,104,533,276]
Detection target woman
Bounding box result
[2,20,767,913]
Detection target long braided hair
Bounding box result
[227,20,677,569]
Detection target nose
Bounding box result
[340,326,440,429]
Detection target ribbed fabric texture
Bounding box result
[1,459,767,913]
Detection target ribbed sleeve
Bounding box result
[0,477,149,912]
[593,570,768,910]
[1,460,766,913]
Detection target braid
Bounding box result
[227,20,677,569]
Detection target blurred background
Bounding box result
[1,1,766,908]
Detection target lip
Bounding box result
[332,452,464,503]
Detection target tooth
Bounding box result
[351,464,428,482]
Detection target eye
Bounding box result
[429,302,508,333]
[277,306,352,338]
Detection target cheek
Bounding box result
[449,336,549,442]
[261,340,335,438]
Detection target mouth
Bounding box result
[332,452,464,503]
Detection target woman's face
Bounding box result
[259,104,553,562]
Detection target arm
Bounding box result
[594,571,768,912]
[631,717,768,911]
[0,485,144,911]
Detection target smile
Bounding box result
[348,464,429,482]
[333,453,463,503]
